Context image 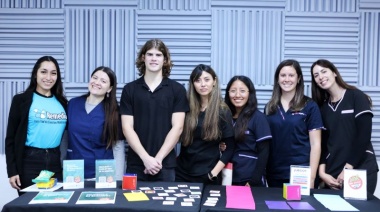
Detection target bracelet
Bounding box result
[208,172,218,181]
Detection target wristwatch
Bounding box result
[208,172,218,181]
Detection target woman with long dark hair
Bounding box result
[6,56,67,195]
[311,59,378,193]
[265,59,323,188]
[176,64,234,184]
[66,66,124,179]
[224,75,272,186]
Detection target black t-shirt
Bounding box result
[120,77,189,168]
[176,108,234,176]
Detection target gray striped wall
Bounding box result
[1,0,380,159]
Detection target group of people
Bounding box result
[5,39,378,196]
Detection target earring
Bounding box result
[106,92,109,98]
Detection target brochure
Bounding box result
[289,165,311,195]
[29,191,74,204]
[95,159,116,188]
[344,169,367,200]
[63,159,84,189]
[76,191,116,204]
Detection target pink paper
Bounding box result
[226,186,255,210]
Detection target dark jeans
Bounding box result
[127,165,175,182]
[18,146,62,196]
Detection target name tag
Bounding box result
[341,109,354,114]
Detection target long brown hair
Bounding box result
[266,59,307,115]
[181,64,228,146]
[310,59,372,107]
[87,66,119,149]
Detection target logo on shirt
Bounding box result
[33,108,67,120]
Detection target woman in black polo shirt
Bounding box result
[311,59,378,194]
[176,64,235,184]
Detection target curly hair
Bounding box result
[135,39,173,77]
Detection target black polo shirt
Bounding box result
[120,77,189,168]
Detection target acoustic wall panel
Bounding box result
[0,81,29,154]
[211,9,283,85]
[363,87,380,158]
[137,10,212,84]
[211,0,285,9]
[284,12,360,84]
[359,12,380,86]
[0,9,65,79]
[360,0,380,11]
[139,0,210,11]
[64,0,137,8]
[0,0,62,8]
[64,8,136,84]
[287,0,357,12]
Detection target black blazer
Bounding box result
[5,90,67,178]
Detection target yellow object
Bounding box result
[123,192,149,201]
[36,178,57,189]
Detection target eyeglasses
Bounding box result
[228,89,249,95]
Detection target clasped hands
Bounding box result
[143,155,162,175]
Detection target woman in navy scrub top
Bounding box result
[67,66,125,180]
[311,59,378,194]
[265,59,323,188]
[225,76,272,186]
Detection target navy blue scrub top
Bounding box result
[266,99,323,180]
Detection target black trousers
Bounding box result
[18,146,62,196]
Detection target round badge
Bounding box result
[348,175,363,189]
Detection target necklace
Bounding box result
[329,89,345,109]
[329,98,341,109]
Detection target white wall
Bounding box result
[0,155,18,208]
[1,154,380,208]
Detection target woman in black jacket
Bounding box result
[5,56,67,195]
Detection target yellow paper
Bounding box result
[123,192,149,201]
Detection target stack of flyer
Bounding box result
[29,191,74,204]
[76,191,117,204]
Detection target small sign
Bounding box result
[344,169,367,200]
[63,160,84,189]
[290,165,311,195]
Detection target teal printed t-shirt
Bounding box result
[26,93,67,148]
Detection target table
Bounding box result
[2,181,203,212]
[4,182,380,212]
[201,185,380,211]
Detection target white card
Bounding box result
[290,165,311,195]
[344,169,367,200]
